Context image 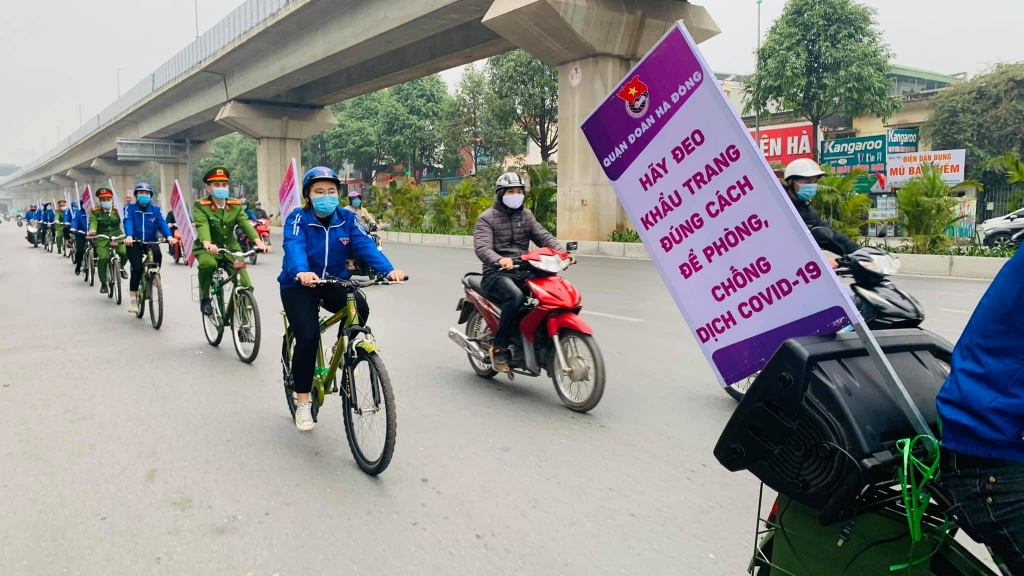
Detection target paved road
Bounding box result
[0,223,991,575]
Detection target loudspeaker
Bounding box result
[714,329,953,525]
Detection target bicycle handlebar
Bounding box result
[221,249,258,258]
[92,234,126,240]
[303,273,409,288]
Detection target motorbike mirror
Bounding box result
[566,241,578,252]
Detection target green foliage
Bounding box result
[609,229,641,243]
[192,134,257,197]
[745,0,900,159]
[134,164,162,196]
[988,152,1024,209]
[442,64,523,173]
[880,242,1016,258]
[488,50,559,162]
[923,63,1024,182]
[897,163,982,253]
[386,182,427,230]
[524,163,557,233]
[812,167,873,237]
[386,76,450,177]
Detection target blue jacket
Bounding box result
[41,208,57,223]
[24,210,38,222]
[937,248,1024,462]
[244,208,257,221]
[124,203,172,242]
[66,208,89,232]
[278,206,393,290]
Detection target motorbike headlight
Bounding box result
[528,254,569,274]
[859,254,901,276]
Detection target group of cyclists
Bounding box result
[13,157,1022,572]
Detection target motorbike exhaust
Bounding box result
[448,328,489,362]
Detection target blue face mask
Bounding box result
[100,201,113,210]
[351,199,361,207]
[312,195,339,215]
[137,194,151,206]
[796,183,818,202]
[212,188,230,201]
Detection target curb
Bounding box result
[366,230,1010,281]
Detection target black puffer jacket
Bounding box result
[474,201,562,273]
[795,200,861,255]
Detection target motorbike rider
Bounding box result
[253,201,269,221]
[124,183,178,314]
[67,200,89,274]
[473,172,569,373]
[346,191,378,231]
[241,198,257,222]
[781,159,860,267]
[936,249,1024,575]
[279,166,405,431]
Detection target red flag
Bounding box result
[617,75,649,103]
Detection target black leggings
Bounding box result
[281,285,369,394]
[74,234,87,265]
[480,272,527,349]
[127,244,162,291]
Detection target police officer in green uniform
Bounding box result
[193,166,271,316]
[54,199,67,254]
[86,187,128,294]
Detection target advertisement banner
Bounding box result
[169,180,198,266]
[580,22,859,386]
[748,122,816,167]
[887,128,919,154]
[81,185,93,212]
[278,158,302,221]
[886,149,966,188]
[820,135,887,193]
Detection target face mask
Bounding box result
[137,194,151,206]
[351,199,361,207]
[796,183,818,202]
[502,194,525,210]
[312,195,339,215]
[212,188,230,201]
[100,201,113,210]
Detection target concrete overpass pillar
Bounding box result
[159,143,212,205]
[215,101,338,223]
[484,0,720,240]
[90,159,153,202]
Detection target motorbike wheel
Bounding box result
[550,329,606,413]
[248,251,257,265]
[464,309,497,379]
[727,373,758,401]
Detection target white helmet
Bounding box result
[495,172,525,193]
[783,158,826,180]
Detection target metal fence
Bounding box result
[7,0,301,184]
[976,184,1024,221]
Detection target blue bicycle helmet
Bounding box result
[134,182,154,195]
[302,166,341,193]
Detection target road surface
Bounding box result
[0,223,992,575]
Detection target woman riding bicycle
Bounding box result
[279,166,405,432]
[123,182,178,315]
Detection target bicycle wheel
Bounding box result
[148,274,163,329]
[343,351,397,476]
[135,274,147,319]
[249,251,258,265]
[203,293,224,346]
[106,262,115,299]
[113,261,122,305]
[86,250,94,285]
[282,331,298,419]
[231,290,261,363]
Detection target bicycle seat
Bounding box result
[462,273,483,292]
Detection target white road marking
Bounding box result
[581,310,644,323]
[936,308,969,314]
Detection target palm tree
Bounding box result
[988,152,1024,210]
[813,167,873,238]
[428,192,459,232]
[898,163,982,253]
[525,163,557,233]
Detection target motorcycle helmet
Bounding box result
[496,172,525,195]
[783,158,826,181]
[302,166,341,195]
[134,182,154,195]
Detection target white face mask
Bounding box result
[502,194,525,210]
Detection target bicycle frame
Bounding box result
[209,253,252,331]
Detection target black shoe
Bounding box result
[200,299,213,316]
[75,266,81,276]
[100,285,108,294]
[120,270,128,280]
[489,347,512,373]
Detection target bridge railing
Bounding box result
[7,0,298,185]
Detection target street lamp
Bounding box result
[194,0,200,38]
[117,68,123,97]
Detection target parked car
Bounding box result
[976,207,1024,247]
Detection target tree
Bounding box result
[488,50,559,162]
[333,92,395,184]
[443,64,523,173]
[525,163,557,233]
[924,63,1024,182]
[302,103,345,171]
[812,167,872,238]
[897,163,981,253]
[745,0,900,160]
[988,152,1024,186]
[386,75,450,178]
[192,134,256,197]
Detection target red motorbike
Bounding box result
[168,223,183,264]
[448,244,606,412]
[255,217,271,246]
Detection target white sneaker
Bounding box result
[295,402,315,431]
[128,300,139,315]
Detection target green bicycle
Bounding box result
[133,240,167,329]
[280,275,404,476]
[94,234,125,305]
[202,249,262,363]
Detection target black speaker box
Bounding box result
[714,329,953,525]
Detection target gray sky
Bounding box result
[2,0,1020,167]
